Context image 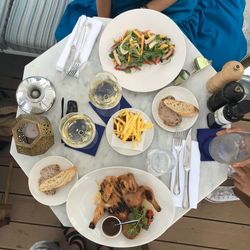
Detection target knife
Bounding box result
[182,128,192,209]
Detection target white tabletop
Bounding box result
[10,18,227,227]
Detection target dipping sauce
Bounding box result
[101,216,121,237]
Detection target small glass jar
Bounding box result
[59,112,96,148]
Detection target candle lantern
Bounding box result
[12,114,54,156]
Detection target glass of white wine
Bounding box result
[88,71,122,112]
[59,112,96,148]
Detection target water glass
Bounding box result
[209,131,250,164]
[146,148,176,177]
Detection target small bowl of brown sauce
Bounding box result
[101,216,122,238]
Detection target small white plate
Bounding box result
[106,108,154,156]
[66,166,175,248]
[152,86,199,132]
[28,156,78,206]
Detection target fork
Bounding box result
[67,22,90,77]
[173,130,184,195]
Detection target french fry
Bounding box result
[113,110,153,144]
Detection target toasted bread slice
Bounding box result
[39,166,77,192]
[163,97,198,117]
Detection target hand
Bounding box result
[216,127,245,136]
[233,167,250,197]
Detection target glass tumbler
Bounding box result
[146,148,176,177]
[209,131,250,164]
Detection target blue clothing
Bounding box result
[55,0,247,71]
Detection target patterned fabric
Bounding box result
[4,0,71,54]
[0,0,13,50]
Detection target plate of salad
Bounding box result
[99,9,186,92]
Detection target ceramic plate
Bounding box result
[28,156,78,206]
[99,9,186,92]
[106,108,154,156]
[66,166,175,248]
[152,86,199,132]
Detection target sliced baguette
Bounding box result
[163,98,198,117]
[39,166,77,192]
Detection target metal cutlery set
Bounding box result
[66,18,90,77]
[172,128,192,209]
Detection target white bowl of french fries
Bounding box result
[106,108,154,156]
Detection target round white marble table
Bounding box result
[10,18,227,228]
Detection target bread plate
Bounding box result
[106,108,154,156]
[66,166,175,248]
[28,156,78,206]
[152,86,199,132]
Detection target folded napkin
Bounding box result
[197,128,222,161]
[89,96,132,124]
[56,15,102,76]
[170,140,200,209]
[111,132,146,152]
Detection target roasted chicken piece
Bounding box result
[122,185,161,212]
[100,176,119,202]
[89,173,161,229]
[89,201,105,229]
[117,173,138,195]
[143,186,161,212]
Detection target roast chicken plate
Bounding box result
[89,173,161,229]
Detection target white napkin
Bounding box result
[56,15,102,76]
[170,140,201,209]
[111,133,146,152]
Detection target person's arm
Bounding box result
[233,167,250,197]
[96,0,111,18]
[143,0,177,12]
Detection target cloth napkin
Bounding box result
[56,15,102,76]
[197,128,222,161]
[89,96,132,124]
[170,140,201,209]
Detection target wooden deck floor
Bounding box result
[0,54,250,250]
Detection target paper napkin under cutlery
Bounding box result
[170,140,201,209]
[56,15,102,76]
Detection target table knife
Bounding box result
[182,128,192,209]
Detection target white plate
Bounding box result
[66,166,175,248]
[152,86,199,132]
[28,156,78,206]
[99,9,186,92]
[106,108,154,156]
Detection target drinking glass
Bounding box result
[209,131,250,164]
[146,148,176,177]
[88,71,122,110]
[59,112,96,148]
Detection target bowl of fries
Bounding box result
[106,108,154,156]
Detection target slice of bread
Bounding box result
[39,166,77,192]
[163,97,199,117]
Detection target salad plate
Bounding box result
[99,9,186,92]
[66,166,175,248]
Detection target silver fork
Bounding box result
[173,130,184,195]
[67,22,90,77]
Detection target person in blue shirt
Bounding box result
[55,0,247,71]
